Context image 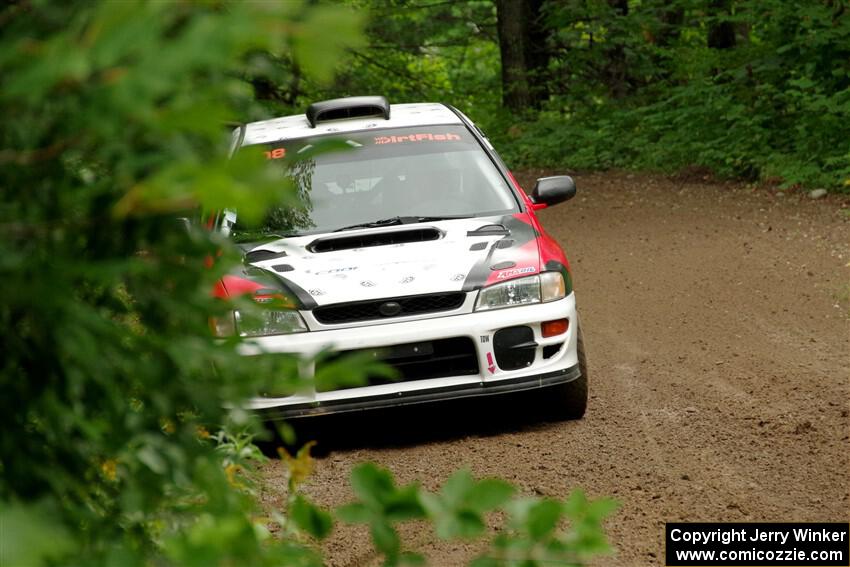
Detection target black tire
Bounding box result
[545,326,588,420]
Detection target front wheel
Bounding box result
[545,326,588,420]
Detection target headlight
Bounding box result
[235,309,307,336]
[211,309,307,337]
[210,312,237,337]
[539,271,566,302]
[474,272,566,311]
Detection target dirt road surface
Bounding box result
[259,172,850,566]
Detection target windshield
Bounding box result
[231,125,518,241]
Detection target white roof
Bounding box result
[239,102,463,146]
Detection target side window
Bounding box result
[220,209,237,236]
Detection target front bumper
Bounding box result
[242,293,580,418]
[257,365,581,419]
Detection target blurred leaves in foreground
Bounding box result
[0,1,361,565]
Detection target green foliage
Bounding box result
[485,0,850,191]
[420,469,515,539]
[338,463,427,563]
[464,489,619,567]
[334,464,617,567]
[340,0,501,112]
[0,1,360,565]
[248,0,503,120]
[290,494,334,540]
[300,0,849,191]
[0,501,76,567]
[313,349,400,393]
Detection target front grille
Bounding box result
[313,292,465,324]
[315,337,479,392]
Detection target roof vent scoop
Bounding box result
[306,96,390,128]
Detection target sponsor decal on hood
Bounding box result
[232,215,542,307]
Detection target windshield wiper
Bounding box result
[333,215,472,232]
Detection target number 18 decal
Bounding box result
[264,148,286,159]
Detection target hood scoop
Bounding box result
[308,227,442,253]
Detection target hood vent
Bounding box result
[245,249,287,263]
[309,227,442,253]
[467,224,509,236]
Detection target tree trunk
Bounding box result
[707,0,736,49]
[495,0,547,112]
[656,4,684,47]
[604,0,629,98]
[525,0,548,98]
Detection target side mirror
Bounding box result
[530,176,576,208]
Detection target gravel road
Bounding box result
[259,172,850,566]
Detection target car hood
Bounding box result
[237,214,542,308]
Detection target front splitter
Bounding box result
[256,363,581,420]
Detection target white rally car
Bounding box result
[213,96,587,420]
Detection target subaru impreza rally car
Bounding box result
[213,96,587,419]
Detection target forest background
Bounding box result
[250,0,850,192]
